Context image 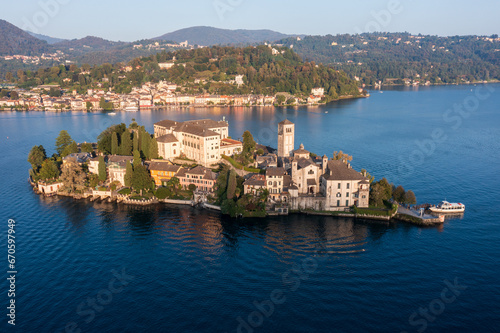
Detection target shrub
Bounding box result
[118,188,131,195]
[155,187,171,199]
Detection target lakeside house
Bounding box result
[148,160,183,186]
[176,166,217,192]
[107,155,134,186]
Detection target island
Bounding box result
[26,116,443,226]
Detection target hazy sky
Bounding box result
[1,0,499,41]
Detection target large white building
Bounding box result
[154,119,230,167]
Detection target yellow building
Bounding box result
[148,160,183,186]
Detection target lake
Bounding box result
[1,84,499,332]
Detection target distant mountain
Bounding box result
[0,19,51,55]
[54,36,126,51]
[27,31,66,45]
[154,26,291,46]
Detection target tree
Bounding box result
[333,151,353,163]
[61,141,78,157]
[392,185,406,203]
[131,164,152,195]
[133,131,139,151]
[276,95,286,105]
[242,130,256,154]
[10,91,19,100]
[188,184,197,192]
[133,150,141,168]
[49,87,62,97]
[28,145,47,171]
[119,131,132,156]
[88,174,99,188]
[111,132,119,155]
[81,142,93,154]
[226,169,237,199]
[98,155,107,182]
[167,177,181,194]
[38,159,60,180]
[124,160,133,187]
[55,130,73,156]
[149,137,159,160]
[60,160,87,193]
[404,190,417,205]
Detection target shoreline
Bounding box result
[33,184,443,227]
[1,94,367,112]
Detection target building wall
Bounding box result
[321,179,369,209]
[158,141,180,160]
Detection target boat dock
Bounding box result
[394,206,444,225]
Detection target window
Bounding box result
[347,183,350,189]
[337,200,340,207]
[346,200,349,206]
[337,183,341,189]
[346,192,349,198]
[308,169,314,175]
[362,195,366,199]
[336,192,341,198]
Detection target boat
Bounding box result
[108,112,116,115]
[125,106,138,112]
[429,201,465,214]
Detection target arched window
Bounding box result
[273,181,277,187]
[336,192,341,198]
[308,169,314,175]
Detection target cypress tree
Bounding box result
[119,131,133,156]
[124,160,133,187]
[98,155,106,182]
[149,137,158,160]
[111,132,118,155]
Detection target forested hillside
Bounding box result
[279,33,500,85]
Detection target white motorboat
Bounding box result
[429,201,465,214]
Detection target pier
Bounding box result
[394,206,444,225]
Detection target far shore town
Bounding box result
[0,80,344,111]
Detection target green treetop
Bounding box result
[55,130,74,156]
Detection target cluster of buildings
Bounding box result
[0,77,330,110]
[2,51,65,64]
[242,119,370,211]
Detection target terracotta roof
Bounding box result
[266,167,286,177]
[279,119,294,125]
[157,134,178,143]
[107,155,134,163]
[184,119,228,129]
[149,161,181,172]
[322,160,366,181]
[154,119,179,128]
[296,157,316,169]
[221,138,243,146]
[244,174,266,186]
[182,166,217,180]
[174,123,220,137]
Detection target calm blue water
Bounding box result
[1,84,499,332]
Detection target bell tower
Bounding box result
[278,119,295,157]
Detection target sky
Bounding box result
[1,0,499,41]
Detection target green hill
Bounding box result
[0,19,51,56]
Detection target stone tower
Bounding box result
[278,119,295,157]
